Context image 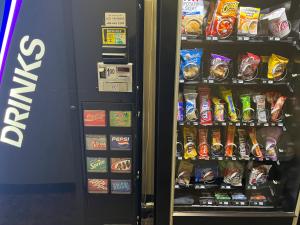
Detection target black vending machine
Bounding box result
[155,0,300,224]
[72,1,144,225]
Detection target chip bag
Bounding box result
[177,160,194,185]
[180,49,203,80]
[210,54,231,80]
[238,53,260,80]
[182,0,205,36]
[183,126,198,159]
[267,54,289,80]
[220,161,243,186]
[206,0,239,39]
[237,7,260,36]
[248,164,271,186]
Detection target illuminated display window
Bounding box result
[0,0,22,83]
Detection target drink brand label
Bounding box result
[88,179,108,194]
[84,110,106,127]
[85,134,107,151]
[110,135,132,151]
[111,158,132,173]
[86,157,107,173]
[111,180,131,194]
[109,111,131,127]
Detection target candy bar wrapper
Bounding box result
[211,128,223,156]
[210,54,231,80]
[237,7,260,36]
[238,129,250,160]
[271,96,287,122]
[238,53,260,80]
[198,128,209,159]
[178,93,184,122]
[198,86,212,125]
[219,161,243,186]
[183,126,198,159]
[177,160,194,185]
[184,92,198,121]
[248,127,263,159]
[240,95,252,122]
[182,0,205,36]
[267,54,289,80]
[180,49,203,80]
[206,0,239,39]
[253,95,267,123]
[248,164,271,186]
[225,125,236,157]
[212,97,225,122]
[221,89,238,122]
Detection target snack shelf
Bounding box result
[181,35,297,46]
[176,156,280,162]
[179,78,291,86]
[178,121,285,128]
[174,204,274,209]
[175,184,250,191]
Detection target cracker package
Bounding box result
[206,0,239,39]
[183,126,198,159]
[267,54,289,80]
[237,7,260,36]
[182,0,205,36]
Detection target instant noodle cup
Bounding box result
[206,0,239,39]
[237,7,260,36]
[267,54,289,80]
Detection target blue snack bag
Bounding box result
[180,48,203,80]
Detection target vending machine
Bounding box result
[155,0,300,224]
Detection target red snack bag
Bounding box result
[206,0,239,39]
[198,128,209,159]
[198,86,213,125]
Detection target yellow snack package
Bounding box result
[221,89,238,122]
[183,126,198,159]
[237,7,260,36]
[267,54,289,80]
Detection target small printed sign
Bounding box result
[85,135,107,150]
[105,12,126,27]
[111,179,131,194]
[111,158,132,173]
[102,27,126,46]
[110,135,132,151]
[88,179,108,194]
[86,157,107,173]
[84,110,106,127]
[109,111,131,127]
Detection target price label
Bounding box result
[238,37,243,41]
[212,37,218,40]
[278,123,283,127]
[241,202,245,206]
[268,80,274,84]
[244,37,250,41]
[269,37,274,41]
[179,79,184,83]
[262,80,267,84]
[208,201,213,205]
[178,157,183,160]
[236,123,240,126]
[193,122,199,125]
[200,185,205,189]
[209,80,214,83]
[275,37,280,41]
[203,79,208,83]
[181,36,187,41]
[250,123,255,126]
[238,80,244,84]
[232,157,237,161]
[259,202,264,206]
[218,157,223,160]
[175,185,179,189]
[264,123,269,126]
[279,149,284,153]
[206,37,212,40]
[224,202,229,205]
[222,122,227,126]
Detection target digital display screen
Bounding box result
[0,0,22,83]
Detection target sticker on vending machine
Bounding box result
[110,135,132,151]
[111,158,132,173]
[111,180,131,194]
[88,179,108,194]
[84,110,106,127]
[109,111,131,127]
[85,135,107,151]
[102,27,127,46]
[86,157,107,173]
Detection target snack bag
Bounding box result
[180,49,203,80]
[220,161,243,186]
[237,7,260,36]
[206,0,239,39]
[212,97,225,122]
[183,126,198,159]
[238,53,260,80]
[198,86,212,125]
[271,96,287,122]
[267,54,289,80]
[211,128,223,156]
[184,91,198,121]
[248,164,271,186]
[195,163,218,183]
[198,128,210,159]
[221,89,238,122]
[240,94,253,122]
[253,95,267,123]
[182,0,205,36]
[210,54,231,80]
[178,93,184,122]
[238,128,250,160]
[248,127,263,159]
[177,160,194,185]
[225,125,236,157]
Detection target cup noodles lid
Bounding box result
[262,8,286,21]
